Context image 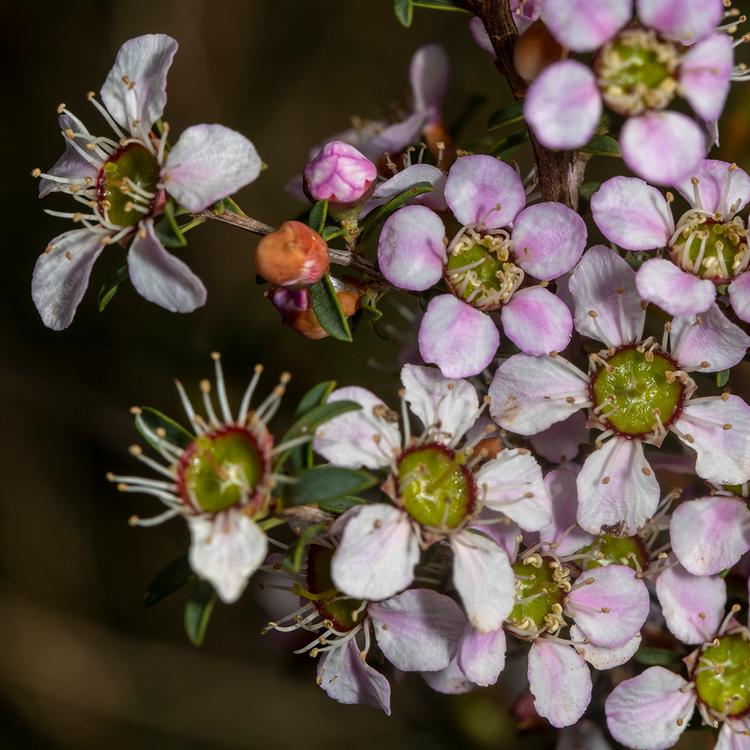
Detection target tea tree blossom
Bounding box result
[32,34,261,329]
[489,245,750,536]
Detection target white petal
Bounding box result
[422,656,474,694]
[456,626,507,687]
[539,465,595,556]
[571,624,642,671]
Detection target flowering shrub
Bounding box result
[31,2,750,748]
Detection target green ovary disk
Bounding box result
[605,42,669,91]
[509,560,565,631]
[672,222,747,281]
[592,348,683,436]
[307,545,364,631]
[182,430,263,513]
[99,142,159,227]
[577,534,649,571]
[447,243,505,299]
[398,445,473,529]
[696,634,750,716]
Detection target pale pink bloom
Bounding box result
[303,140,377,205]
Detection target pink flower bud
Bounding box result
[255,221,330,288]
[303,141,377,205]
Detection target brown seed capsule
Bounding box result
[513,20,567,83]
[255,221,330,288]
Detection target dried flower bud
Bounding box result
[513,20,566,83]
[304,141,377,206]
[255,221,330,288]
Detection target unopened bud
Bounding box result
[304,141,377,206]
[255,221,329,288]
[513,19,566,83]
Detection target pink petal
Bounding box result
[715,722,750,750]
[729,271,750,323]
[367,163,447,213]
[444,154,526,229]
[567,565,650,647]
[655,563,726,644]
[32,229,103,331]
[542,0,632,52]
[524,60,601,150]
[369,589,465,672]
[636,258,716,316]
[530,412,589,465]
[576,438,659,536]
[590,176,673,251]
[302,140,376,205]
[501,287,573,355]
[418,295,500,378]
[511,202,587,280]
[313,386,401,470]
[422,656,474,694]
[331,504,419,601]
[457,626,507,686]
[469,17,496,57]
[377,205,446,291]
[621,112,706,185]
[680,33,734,122]
[674,396,750,485]
[488,354,589,435]
[528,640,592,728]
[469,512,521,561]
[674,159,750,216]
[568,245,644,347]
[605,667,695,750]
[410,44,449,123]
[539,465,595,556]
[362,111,428,159]
[637,0,724,43]
[671,496,750,575]
[571,625,642,671]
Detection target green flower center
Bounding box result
[671,216,749,283]
[596,29,678,116]
[397,444,475,529]
[306,545,364,631]
[178,427,266,513]
[592,347,684,437]
[577,534,649,570]
[695,633,750,716]
[97,142,160,228]
[445,232,523,312]
[722,482,749,498]
[509,556,569,635]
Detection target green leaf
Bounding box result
[580,134,621,157]
[154,202,188,248]
[487,101,525,131]
[308,200,328,235]
[214,196,246,216]
[580,181,601,200]
[413,0,468,12]
[184,579,217,646]
[97,264,129,312]
[363,301,383,321]
[145,553,193,607]
[136,406,195,451]
[296,381,337,417]
[317,495,368,514]
[322,225,345,242]
[393,0,414,26]
[282,523,327,573]
[490,130,529,156]
[716,369,731,387]
[635,647,680,666]
[286,465,377,507]
[310,274,353,342]
[359,181,433,241]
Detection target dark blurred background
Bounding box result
[2,1,750,748]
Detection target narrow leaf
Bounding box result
[490,130,529,156]
[580,134,621,157]
[184,579,217,646]
[322,225,345,242]
[97,264,129,312]
[286,465,377,507]
[136,406,195,451]
[716,369,731,387]
[154,202,188,248]
[487,101,525,131]
[635,647,680,666]
[580,181,601,200]
[317,495,368,514]
[282,523,327,573]
[359,181,433,241]
[308,200,328,234]
[393,0,414,26]
[145,553,193,607]
[310,274,353,342]
[296,380,337,417]
[413,0,468,11]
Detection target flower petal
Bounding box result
[567,565,650,647]
[590,176,673,251]
[422,656,474,694]
[475,448,552,531]
[127,219,206,313]
[457,625,507,687]
[539,465,595,556]
[530,411,589,465]
[444,154,525,229]
[378,205,446,292]
[314,386,401,470]
[418,295,500,378]
[331,504,418,601]
[410,43,449,122]
[576,438,659,536]
[501,286,574,355]
[569,245,644,347]
[729,272,750,324]
[637,0,724,43]
[571,624,642,671]
[528,640,592,728]
[542,0,632,51]
[39,114,99,198]
[361,111,428,159]
[451,530,515,633]
[31,229,103,330]
[674,160,750,216]
[621,112,706,185]
[400,363,479,444]
[367,163,447,213]
[188,510,267,604]
[673,396,750,485]
[369,588,465,672]
[636,258,716,316]
[715,722,750,750]
[511,202,588,280]
[606,667,695,750]
[524,60,601,150]
[469,17,496,57]
[100,34,178,136]
[488,354,589,434]
[655,563,727,644]
[671,496,750,575]
[680,33,734,122]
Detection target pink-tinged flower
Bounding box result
[107,354,292,604]
[606,577,750,750]
[489,245,750,536]
[592,161,750,325]
[32,34,261,330]
[314,363,553,632]
[303,141,377,206]
[263,540,466,714]
[377,154,586,377]
[527,1,734,183]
